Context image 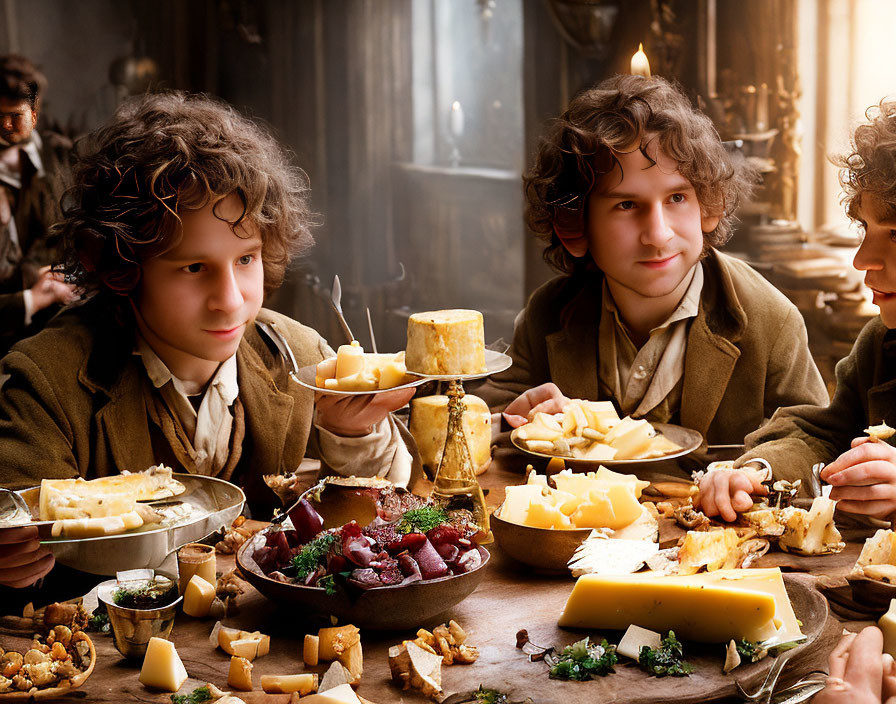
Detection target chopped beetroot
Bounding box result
[426,524,461,546]
[287,499,325,543]
[364,523,401,548]
[411,538,449,579]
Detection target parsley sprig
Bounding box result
[396,507,448,534]
[638,631,693,677]
[170,686,212,704]
[548,637,617,680]
[292,532,337,580]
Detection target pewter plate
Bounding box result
[405,348,512,381]
[510,421,703,467]
[294,362,428,397]
[17,474,245,576]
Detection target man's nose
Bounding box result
[641,204,674,248]
[854,234,884,271]
[0,116,13,131]
[209,269,244,312]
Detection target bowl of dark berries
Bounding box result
[236,477,490,629]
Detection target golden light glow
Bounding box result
[630,43,651,78]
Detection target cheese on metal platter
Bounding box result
[404,309,487,375]
[51,510,145,538]
[138,637,189,692]
[558,568,802,643]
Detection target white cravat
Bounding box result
[135,336,239,475]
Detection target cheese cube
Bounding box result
[229,637,260,661]
[318,625,361,661]
[880,598,896,658]
[616,624,662,660]
[410,394,492,475]
[304,633,320,666]
[558,569,788,643]
[337,641,363,684]
[139,637,189,692]
[579,400,621,433]
[526,501,573,529]
[378,355,410,389]
[603,417,654,459]
[261,673,318,694]
[498,484,545,525]
[590,466,651,498]
[227,655,253,691]
[315,357,338,387]
[217,626,246,655]
[300,683,362,704]
[182,574,216,617]
[335,341,365,378]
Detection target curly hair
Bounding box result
[835,99,896,221]
[57,91,314,299]
[0,54,47,108]
[524,74,756,275]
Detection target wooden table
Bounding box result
[6,451,873,703]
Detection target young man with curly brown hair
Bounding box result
[0,92,418,589]
[481,74,827,484]
[702,99,896,522]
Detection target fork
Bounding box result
[736,650,796,703]
[330,275,354,343]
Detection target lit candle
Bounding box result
[630,43,651,78]
[450,101,465,139]
[755,83,769,132]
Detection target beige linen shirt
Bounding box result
[599,264,703,419]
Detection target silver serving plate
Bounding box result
[16,474,245,576]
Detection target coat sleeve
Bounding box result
[738,321,874,489]
[0,349,81,489]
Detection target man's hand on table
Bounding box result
[821,437,896,520]
[696,468,768,523]
[315,387,415,437]
[0,525,54,588]
[502,383,570,429]
[814,627,896,704]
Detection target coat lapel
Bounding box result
[680,314,740,437]
[546,282,601,400]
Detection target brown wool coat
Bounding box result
[479,249,829,455]
[739,317,896,489]
[0,298,417,511]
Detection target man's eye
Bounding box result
[616,201,635,210]
[238,254,255,265]
[670,193,685,203]
[890,229,896,243]
[183,263,203,273]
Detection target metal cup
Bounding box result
[96,572,182,660]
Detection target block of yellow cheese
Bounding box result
[227,655,253,691]
[182,574,216,618]
[405,309,487,375]
[335,341,365,378]
[410,394,491,475]
[602,417,654,460]
[261,673,318,695]
[139,637,189,692]
[300,683,362,704]
[558,568,801,643]
[51,510,145,538]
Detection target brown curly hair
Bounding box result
[57,91,315,299]
[525,74,756,274]
[836,99,896,221]
[0,54,47,108]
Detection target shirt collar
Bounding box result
[134,335,239,405]
[20,131,44,177]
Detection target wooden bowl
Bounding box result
[0,632,96,700]
[490,508,588,574]
[849,575,896,613]
[236,528,489,630]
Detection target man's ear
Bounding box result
[701,211,721,233]
[554,225,589,258]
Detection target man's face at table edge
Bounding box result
[0,97,37,148]
[853,193,896,329]
[132,193,265,387]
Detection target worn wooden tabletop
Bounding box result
[2,449,876,703]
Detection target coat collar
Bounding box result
[543,250,748,437]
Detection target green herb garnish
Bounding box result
[473,685,510,703]
[736,639,763,662]
[638,631,693,677]
[397,506,449,534]
[87,612,110,633]
[548,637,617,680]
[112,578,177,609]
[292,532,337,579]
[170,685,212,704]
[317,574,338,595]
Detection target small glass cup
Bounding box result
[97,572,182,660]
[177,542,217,594]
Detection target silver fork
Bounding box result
[736,650,797,703]
[330,275,354,343]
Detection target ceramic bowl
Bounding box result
[490,507,588,573]
[236,529,489,630]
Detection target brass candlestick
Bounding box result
[431,379,491,541]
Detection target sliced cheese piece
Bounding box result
[677,528,740,575]
[603,417,654,459]
[616,624,662,660]
[318,625,361,661]
[217,626,246,655]
[301,683,362,704]
[558,569,791,643]
[51,510,144,538]
[182,574,216,618]
[139,637,189,692]
[304,633,320,666]
[319,661,353,693]
[526,500,573,529]
[261,673,318,695]
[854,529,896,573]
[378,354,411,389]
[337,641,363,685]
[229,638,260,661]
[880,598,896,658]
[568,532,659,577]
[227,655,253,691]
[410,394,491,475]
[335,341,365,378]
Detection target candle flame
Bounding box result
[631,42,651,78]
